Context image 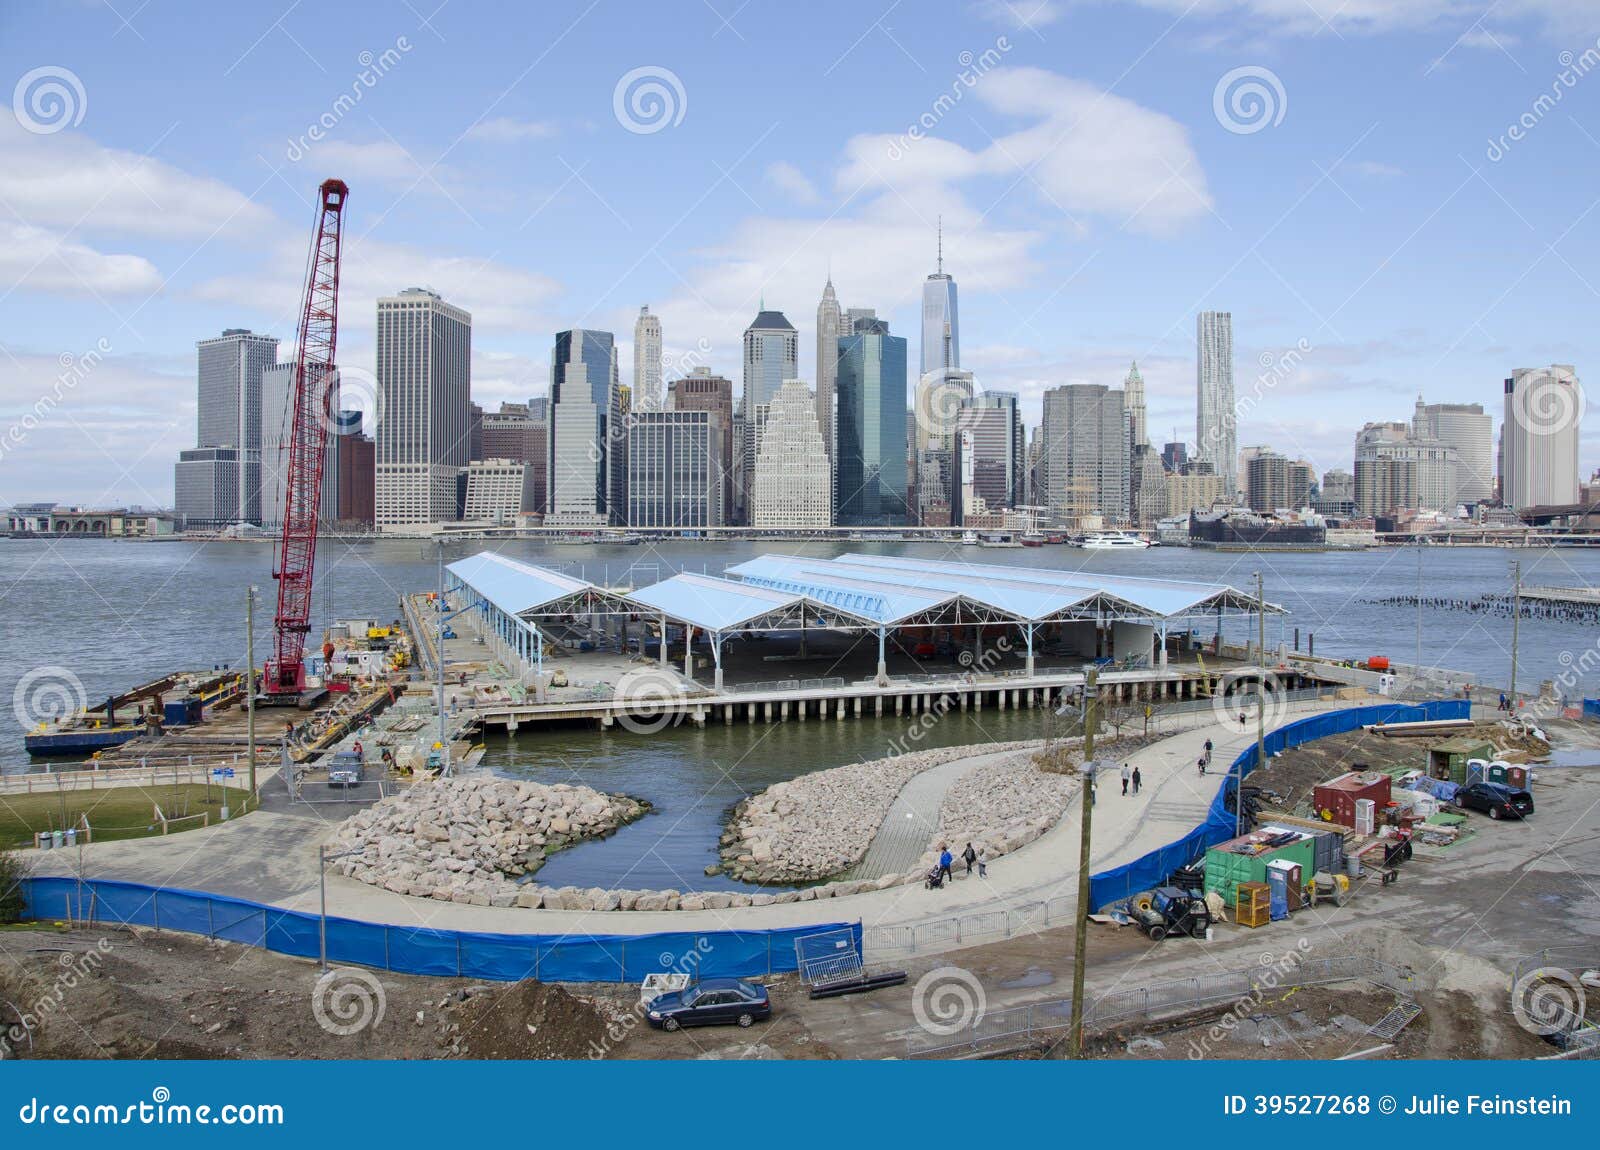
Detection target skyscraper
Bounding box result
[1413,397,1493,504]
[633,306,662,412]
[668,369,735,524]
[1502,365,1582,510]
[751,380,831,528]
[920,220,959,377]
[1196,311,1236,495]
[815,278,843,466]
[259,361,338,529]
[837,317,909,526]
[742,307,798,413]
[1124,360,1147,451]
[627,410,722,527]
[179,328,278,526]
[374,288,473,527]
[547,328,623,525]
[952,391,1022,515]
[1040,383,1129,526]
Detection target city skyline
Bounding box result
[2,2,1597,508]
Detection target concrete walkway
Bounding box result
[847,750,1013,881]
[30,700,1354,947]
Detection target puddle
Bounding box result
[999,966,1056,990]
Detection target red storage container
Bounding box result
[1313,771,1393,829]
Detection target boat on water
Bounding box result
[960,530,980,546]
[1079,532,1150,550]
[981,533,1022,549]
[1045,533,1067,545]
[1021,532,1046,548]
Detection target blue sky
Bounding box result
[1,0,1597,506]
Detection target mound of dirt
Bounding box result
[445,981,617,1059]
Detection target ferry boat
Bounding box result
[960,530,979,546]
[1079,532,1150,551]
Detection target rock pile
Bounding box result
[926,753,1077,872]
[720,740,1041,884]
[330,776,648,907]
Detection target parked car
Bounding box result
[1455,781,1533,820]
[645,978,771,1031]
[327,750,364,789]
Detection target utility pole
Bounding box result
[1415,539,1423,679]
[1251,570,1266,837]
[437,540,450,777]
[246,585,257,799]
[1509,559,1521,703]
[1067,667,1098,1060]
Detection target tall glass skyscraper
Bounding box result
[837,317,909,526]
[548,328,623,525]
[1196,311,1236,495]
[920,222,959,377]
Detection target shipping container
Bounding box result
[1203,827,1317,899]
[1313,771,1393,828]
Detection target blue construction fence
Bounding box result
[1584,699,1600,722]
[20,876,858,984]
[1088,699,1471,911]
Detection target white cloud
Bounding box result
[1120,0,1582,38]
[466,117,558,142]
[0,223,162,297]
[765,161,821,205]
[0,119,274,240]
[839,66,1211,235]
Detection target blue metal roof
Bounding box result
[446,552,596,617]
[834,553,1283,618]
[726,555,961,626]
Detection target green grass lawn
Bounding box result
[0,783,254,849]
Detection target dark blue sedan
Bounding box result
[645,978,772,1031]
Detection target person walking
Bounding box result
[1131,766,1142,795]
[977,851,988,879]
[962,842,978,876]
[1121,761,1131,796]
[1238,710,1247,730]
[938,846,954,884]
[1197,755,1207,777]
[1204,738,1214,765]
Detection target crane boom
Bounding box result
[264,178,348,697]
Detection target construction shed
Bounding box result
[1312,770,1393,828]
[1203,827,1318,900]
[1427,737,1494,783]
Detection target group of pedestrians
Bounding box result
[1119,761,1143,795]
[934,842,987,884]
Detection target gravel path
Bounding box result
[847,750,1013,880]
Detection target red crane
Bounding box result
[263,178,349,699]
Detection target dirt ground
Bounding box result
[1245,719,1549,816]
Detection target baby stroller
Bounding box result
[924,865,945,890]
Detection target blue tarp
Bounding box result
[21,876,857,984]
[1088,700,1469,910]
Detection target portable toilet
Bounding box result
[1504,764,1530,790]
[1487,761,1508,785]
[1465,759,1489,785]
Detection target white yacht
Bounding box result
[1079,532,1150,551]
[960,530,979,546]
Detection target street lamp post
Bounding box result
[1067,667,1099,1060]
[246,585,258,800]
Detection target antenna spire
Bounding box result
[936,216,943,275]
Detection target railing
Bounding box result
[724,676,846,695]
[0,764,229,796]
[905,955,1417,1057]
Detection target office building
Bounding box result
[180,328,278,526]
[462,459,528,524]
[1354,420,1460,516]
[836,317,909,526]
[1413,397,1493,504]
[174,447,242,531]
[1502,365,1582,510]
[742,307,798,414]
[547,328,623,526]
[627,409,723,527]
[374,288,473,527]
[750,381,831,528]
[1196,311,1236,494]
[633,306,662,412]
[1315,468,1355,518]
[952,391,1023,513]
[335,423,375,526]
[1039,383,1129,526]
[815,278,843,469]
[1124,360,1147,451]
[920,222,959,377]
[668,369,735,524]
[257,361,340,529]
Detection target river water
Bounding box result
[3,537,1594,888]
